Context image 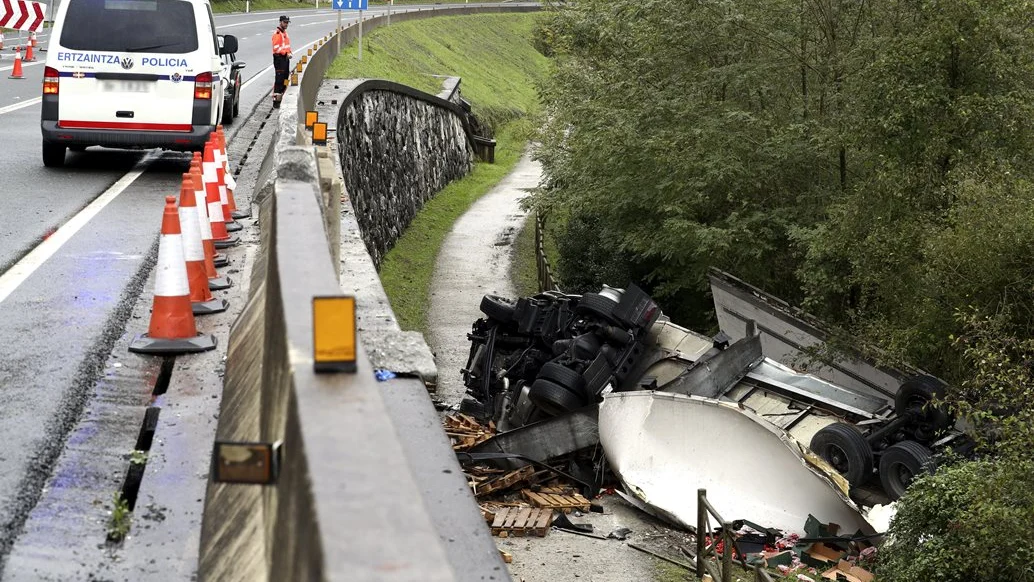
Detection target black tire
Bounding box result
[222,98,233,124]
[233,87,240,117]
[879,440,934,501]
[810,423,874,487]
[42,142,66,168]
[537,362,588,398]
[896,375,953,435]
[575,292,619,325]
[528,378,585,416]
[480,294,516,323]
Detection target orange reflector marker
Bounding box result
[305,111,318,129]
[312,122,328,146]
[296,61,303,73]
[308,48,313,57]
[211,441,281,485]
[290,72,298,86]
[313,295,356,373]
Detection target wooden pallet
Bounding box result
[489,507,553,537]
[476,465,536,497]
[521,488,591,513]
[443,414,494,451]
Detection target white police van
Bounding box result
[40,0,237,167]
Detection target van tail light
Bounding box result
[43,67,59,95]
[194,72,213,100]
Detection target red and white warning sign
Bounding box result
[0,0,46,32]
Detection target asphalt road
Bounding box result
[0,4,415,571]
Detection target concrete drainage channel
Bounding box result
[109,357,168,544]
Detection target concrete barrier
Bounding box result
[200,5,541,581]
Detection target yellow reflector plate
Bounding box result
[313,295,356,373]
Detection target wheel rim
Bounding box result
[826,444,850,474]
[892,462,914,488]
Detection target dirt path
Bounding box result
[426,151,538,407]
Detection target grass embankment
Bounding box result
[325,12,548,332]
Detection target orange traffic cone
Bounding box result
[210,136,241,233]
[216,127,249,219]
[24,42,34,62]
[202,140,239,248]
[30,32,37,49]
[128,195,217,355]
[9,49,23,79]
[178,173,228,315]
[191,155,229,270]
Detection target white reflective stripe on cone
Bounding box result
[224,169,236,190]
[195,188,214,239]
[209,199,226,223]
[178,205,205,262]
[154,233,190,297]
[202,160,218,184]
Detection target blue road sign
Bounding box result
[333,0,367,9]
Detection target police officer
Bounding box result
[272,15,292,108]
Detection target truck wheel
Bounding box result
[896,375,953,435]
[879,440,934,500]
[809,423,873,487]
[42,142,66,168]
[480,294,516,323]
[528,378,585,416]
[537,362,588,399]
[575,293,620,325]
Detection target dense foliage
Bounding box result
[877,313,1034,582]
[533,0,1034,381]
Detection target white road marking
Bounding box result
[0,152,158,305]
[0,97,42,115]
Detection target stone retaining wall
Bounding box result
[337,87,474,267]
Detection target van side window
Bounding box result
[60,0,199,54]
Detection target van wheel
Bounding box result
[222,101,233,125]
[43,143,66,168]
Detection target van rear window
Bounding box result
[60,0,199,54]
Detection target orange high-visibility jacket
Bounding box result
[272,28,291,56]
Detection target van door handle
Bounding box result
[116,111,135,118]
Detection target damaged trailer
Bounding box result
[457,277,970,534]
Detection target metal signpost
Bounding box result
[333,0,367,60]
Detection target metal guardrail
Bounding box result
[535,212,560,292]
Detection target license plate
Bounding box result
[102,80,152,93]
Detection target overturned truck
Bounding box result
[459,272,971,520]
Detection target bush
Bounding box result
[876,456,1034,582]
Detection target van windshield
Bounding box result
[60,0,199,54]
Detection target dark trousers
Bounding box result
[273,54,290,97]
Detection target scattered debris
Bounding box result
[443,413,495,451]
[551,511,593,534]
[607,527,632,540]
